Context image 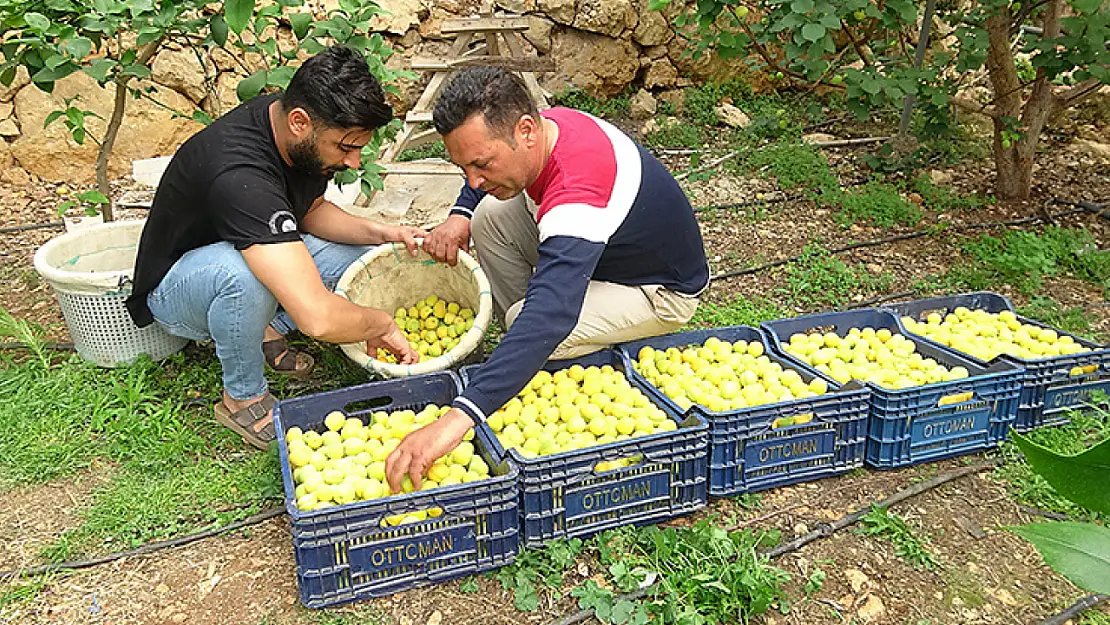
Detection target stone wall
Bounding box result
[0,0,755,186]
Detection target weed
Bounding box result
[683,79,753,127]
[642,122,704,149]
[459,577,480,593]
[686,296,787,330]
[554,89,631,119]
[0,574,52,616]
[857,505,938,570]
[308,605,389,625]
[1080,609,1110,625]
[910,175,992,212]
[780,245,893,309]
[950,227,1110,295]
[582,521,789,624]
[1017,296,1103,342]
[396,140,447,162]
[834,180,923,228]
[804,568,827,595]
[745,143,838,192]
[494,539,584,611]
[993,402,1110,521]
[943,569,987,609]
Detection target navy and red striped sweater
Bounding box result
[452,108,709,424]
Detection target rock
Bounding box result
[0,118,18,139]
[793,522,808,536]
[537,0,575,25]
[546,29,638,95]
[496,0,534,11]
[417,6,455,40]
[641,116,679,135]
[657,89,684,114]
[426,610,443,625]
[907,192,923,205]
[1072,138,1110,162]
[153,47,212,104]
[715,103,750,128]
[644,59,678,88]
[369,0,427,35]
[0,66,29,102]
[802,132,838,144]
[11,71,202,184]
[928,169,954,185]
[629,90,657,120]
[857,594,885,623]
[398,28,422,48]
[523,15,555,55]
[666,36,745,82]
[844,568,869,593]
[573,0,637,37]
[209,47,239,73]
[0,101,12,121]
[633,5,673,46]
[0,139,31,186]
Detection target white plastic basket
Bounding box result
[336,243,492,377]
[33,219,188,367]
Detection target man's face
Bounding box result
[443,114,531,200]
[289,126,373,178]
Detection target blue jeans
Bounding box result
[147,235,372,401]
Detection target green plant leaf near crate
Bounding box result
[1008,522,1110,594]
[1010,432,1110,516]
[1009,424,1110,595]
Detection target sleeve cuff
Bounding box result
[452,396,487,424]
[449,205,474,219]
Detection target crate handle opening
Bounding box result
[1070,364,1099,377]
[593,453,644,474]
[380,506,445,528]
[938,391,975,407]
[345,396,395,414]
[771,413,815,429]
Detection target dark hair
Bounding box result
[281,45,393,131]
[433,66,539,139]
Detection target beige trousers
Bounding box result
[471,193,699,359]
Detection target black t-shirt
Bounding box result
[126,93,328,327]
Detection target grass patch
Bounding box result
[0,574,53,618]
[994,403,1110,521]
[685,295,787,329]
[553,88,631,119]
[1017,296,1103,342]
[910,175,993,212]
[833,180,923,228]
[683,79,753,127]
[396,140,447,162]
[947,227,1110,295]
[642,120,705,149]
[857,504,938,570]
[779,244,893,309]
[744,143,838,192]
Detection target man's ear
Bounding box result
[516,114,540,148]
[287,107,313,140]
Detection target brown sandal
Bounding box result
[262,337,314,378]
[214,393,278,451]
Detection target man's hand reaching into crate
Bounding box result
[385,408,474,493]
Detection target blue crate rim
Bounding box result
[615,324,870,420]
[883,291,1110,368]
[761,308,1024,397]
[272,371,520,524]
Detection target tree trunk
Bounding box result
[993,134,1034,200]
[94,81,128,222]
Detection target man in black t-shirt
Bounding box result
[126,46,420,450]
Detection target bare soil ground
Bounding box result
[2,124,1109,625]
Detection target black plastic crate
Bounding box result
[885,291,1110,432]
[617,325,870,496]
[762,309,1023,468]
[273,372,518,608]
[461,349,708,548]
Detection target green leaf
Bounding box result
[61,37,93,60]
[289,12,313,39]
[236,70,267,102]
[801,23,826,42]
[648,0,671,9]
[210,14,229,45]
[1009,522,1110,594]
[24,12,50,31]
[265,65,296,89]
[43,110,65,129]
[1012,430,1110,515]
[55,200,76,217]
[1073,0,1101,13]
[791,0,815,12]
[77,190,109,204]
[225,0,255,34]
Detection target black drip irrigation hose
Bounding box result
[0,506,285,579]
[709,201,1099,283]
[1038,594,1110,625]
[0,221,64,235]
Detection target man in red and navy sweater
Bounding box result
[385,67,709,492]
